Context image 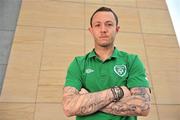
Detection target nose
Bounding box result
[100,25,107,33]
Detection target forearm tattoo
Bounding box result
[101,87,151,116]
[63,86,113,116]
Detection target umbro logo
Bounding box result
[85,68,94,74]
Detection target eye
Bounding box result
[107,23,113,26]
[94,24,100,27]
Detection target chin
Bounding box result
[99,43,112,47]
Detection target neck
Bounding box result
[95,45,114,61]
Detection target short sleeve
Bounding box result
[64,58,82,91]
[127,55,150,89]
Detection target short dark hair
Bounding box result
[90,7,118,27]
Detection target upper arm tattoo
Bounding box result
[101,87,151,116]
[131,87,151,102]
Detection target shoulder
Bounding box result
[120,51,145,70]
[74,52,91,63]
[69,51,92,69]
[117,49,138,61]
[116,49,143,68]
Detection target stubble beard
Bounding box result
[95,37,115,48]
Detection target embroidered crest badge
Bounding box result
[114,65,127,77]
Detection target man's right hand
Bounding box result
[120,86,131,98]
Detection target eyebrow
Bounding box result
[93,20,114,24]
[105,21,113,23]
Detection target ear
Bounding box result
[116,26,120,32]
[88,27,93,34]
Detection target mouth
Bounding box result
[99,36,109,38]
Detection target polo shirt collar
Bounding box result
[88,47,119,59]
[111,47,119,58]
[88,49,96,58]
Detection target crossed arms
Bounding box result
[63,86,151,117]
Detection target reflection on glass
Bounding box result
[166,0,180,47]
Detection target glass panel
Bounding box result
[166,0,180,47]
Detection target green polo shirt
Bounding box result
[65,48,150,120]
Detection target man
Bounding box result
[63,7,151,120]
